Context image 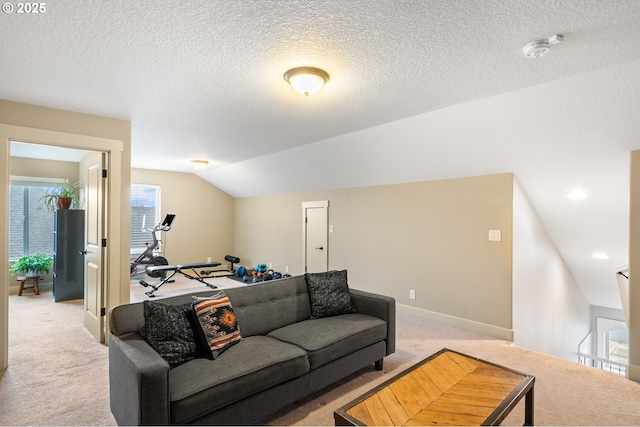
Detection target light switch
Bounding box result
[489,230,501,241]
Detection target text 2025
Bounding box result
[17,2,46,13]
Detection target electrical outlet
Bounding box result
[409,289,416,300]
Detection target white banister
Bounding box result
[577,351,628,377]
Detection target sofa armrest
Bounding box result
[109,332,170,425]
[350,289,396,355]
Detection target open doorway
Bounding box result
[8,142,107,348]
[1,120,126,370]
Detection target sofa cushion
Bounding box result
[143,300,202,368]
[268,313,386,370]
[305,270,356,318]
[168,335,309,424]
[224,276,312,336]
[192,292,242,359]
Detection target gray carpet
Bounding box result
[2,284,640,426]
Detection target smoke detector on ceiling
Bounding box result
[523,34,563,59]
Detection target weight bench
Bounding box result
[139,261,221,297]
[200,255,241,277]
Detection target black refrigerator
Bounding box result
[53,209,85,302]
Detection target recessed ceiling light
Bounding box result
[567,189,587,200]
[592,252,609,260]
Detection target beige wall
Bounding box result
[1,99,131,368]
[10,156,80,184]
[235,173,514,337]
[628,151,640,381]
[512,178,591,360]
[132,169,234,265]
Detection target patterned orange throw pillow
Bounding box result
[191,292,242,359]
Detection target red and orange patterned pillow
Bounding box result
[191,292,242,359]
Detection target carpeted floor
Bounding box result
[2,281,640,426]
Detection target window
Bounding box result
[9,176,66,261]
[130,184,161,255]
[607,328,628,364]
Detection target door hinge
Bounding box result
[102,238,107,247]
[100,307,106,317]
[102,169,108,178]
[305,217,308,223]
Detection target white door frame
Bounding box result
[302,200,329,273]
[0,124,123,369]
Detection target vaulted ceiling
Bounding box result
[3,1,640,308]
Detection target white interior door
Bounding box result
[83,152,105,342]
[303,201,328,273]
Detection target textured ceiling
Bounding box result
[2,0,640,309]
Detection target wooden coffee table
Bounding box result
[334,348,534,426]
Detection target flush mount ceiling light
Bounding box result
[523,34,563,59]
[284,66,330,96]
[190,160,209,170]
[592,252,609,260]
[567,189,587,200]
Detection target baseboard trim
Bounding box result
[627,363,640,383]
[397,304,514,342]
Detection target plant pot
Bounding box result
[27,269,40,278]
[56,197,72,210]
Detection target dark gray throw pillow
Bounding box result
[305,270,356,318]
[143,300,201,368]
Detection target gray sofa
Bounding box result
[109,274,396,425]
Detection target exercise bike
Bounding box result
[130,213,176,278]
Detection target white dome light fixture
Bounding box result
[190,160,209,170]
[284,66,330,96]
[523,34,564,59]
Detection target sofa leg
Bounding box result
[375,358,384,371]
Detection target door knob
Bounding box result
[315,246,324,251]
[79,250,88,255]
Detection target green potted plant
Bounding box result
[39,181,82,212]
[10,253,53,277]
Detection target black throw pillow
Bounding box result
[305,270,356,318]
[143,300,202,368]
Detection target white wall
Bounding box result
[512,178,591,361]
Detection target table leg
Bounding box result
[524,386,534,426]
